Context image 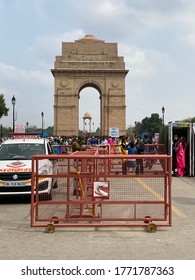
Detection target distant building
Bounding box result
[83,112,92,132]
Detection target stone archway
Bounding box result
[51,35,128,136]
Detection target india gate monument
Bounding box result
[51,35,128,136]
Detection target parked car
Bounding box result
[0,137,56,199]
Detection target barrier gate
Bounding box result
[31,150,172,233]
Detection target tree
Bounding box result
[181,117,195,123]
[126,125,134,137]
[0,93,9,119]
[44,126,54,136]
[135,113,163,136]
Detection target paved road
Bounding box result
[0,176,195,260]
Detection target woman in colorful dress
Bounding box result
[175,136,188,176]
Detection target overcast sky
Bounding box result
[0,0,195,132]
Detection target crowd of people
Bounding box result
[3,131,188,177]
[48,134,159,175]
[120,134,158,175]
[1,131,188,177]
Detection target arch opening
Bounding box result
[79,86,100,134]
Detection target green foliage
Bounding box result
[181,117,195,123]
[0,126,12,138]
[44,126,54,136]
[27,126,54,137]
[126,125,134,137]
[79,127,101,138]
[135,113,163,136]
[0,93,9,119]
[94,127,101,136]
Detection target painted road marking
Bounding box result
[136,178,186,218]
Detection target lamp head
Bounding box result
[162,106,165,114]
[12,95,16,105]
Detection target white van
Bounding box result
[0,137,56,199]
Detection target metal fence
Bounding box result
[31,149,172,233]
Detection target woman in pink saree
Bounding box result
[175,137,187,176]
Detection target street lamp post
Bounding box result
[162,106,165,126]
[41,112,44,136]
[134,121,137,136]
[26,122,29,133]
[12,95,16,133]
[0,124,2,139]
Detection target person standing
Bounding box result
[135,136,145,174]
[120,137,128,174]
[51,137,59,154]
[172,135,179,175]
[125,141,137,173]
[175,136,188,176]
[72,137,83,152]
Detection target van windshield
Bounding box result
[0,143,45,160]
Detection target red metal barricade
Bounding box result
[31,150,172,233]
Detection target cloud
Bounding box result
[0,29,86,128]
[120,43,177,81]
[178,11,195,47]
[0,62,53,128]
[26,29,85,70]
[184,33,195,46]
[0,63,51,89]
[120,44,154,78]
[97,0,130,16]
